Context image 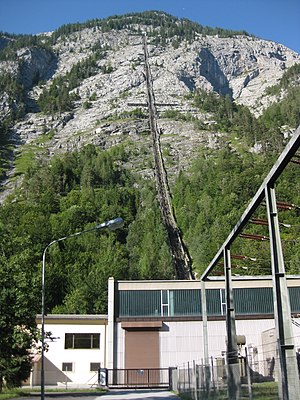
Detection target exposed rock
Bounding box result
[17,47,57,89]
[0,21,300,203]
[0,35,13,50]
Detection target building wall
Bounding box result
[110,277,300,379]
[114,319,276,368]
[33,315,107,387]
[160,320,203,368]
[113,316,300,380]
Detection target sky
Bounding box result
[0,0,299,54]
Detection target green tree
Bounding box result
[126,187,173,279]
[0,248,39,391]
[172,148,275,274]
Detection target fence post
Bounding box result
[193,360,198,400]
[245,347,253,399]
[168,367,176,391]
[188,361,191,393]
[211,356,215,390]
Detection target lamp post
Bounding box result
[41,217,124,400]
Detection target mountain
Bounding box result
[0,11,300,201]
[0,11,300,275]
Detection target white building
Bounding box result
[31,314,107,388]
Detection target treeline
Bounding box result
[0,32,51,61]
[1,138,299,315]
[38,50,106,113]
[183,64,300,150]
[172,147,300,275]
[0,144,173,314]
[50,11,250,45]
[266,63,300,95]
[191,90,260,140]
[261,86,300,131]
[1,133,298,318]
[262,63,300,130]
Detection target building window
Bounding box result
[65,333,100,349]
[161,290,169,316]
[62,362,73,372]
[220,289,226,315]
[90,362,101,372]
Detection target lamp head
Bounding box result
[105,217,124,231]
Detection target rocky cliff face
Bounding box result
[17,47,57,89]
[0,17,300,202]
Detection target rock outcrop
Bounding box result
[17,47,57,89]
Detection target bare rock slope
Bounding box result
[0,19,299,202]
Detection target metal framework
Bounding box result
[200,125,300,400]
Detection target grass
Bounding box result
[176,382,279,400]
[14,146,39,176]
[251,381,278,399]
[0,387,107,400]
[5,130,54,178]
[0,388,36,400]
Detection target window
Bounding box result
[65,333,100,349]
[90,362,101,372]
[62,362,73,372]
[161,290,169,316]
[220,289,226,316]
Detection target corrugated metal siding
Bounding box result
[206,289,223,315]
[234,287,274,314]
[119,290,161,317]
[289,287,300,313]
[118,287,300,318]
[172,289,201,316]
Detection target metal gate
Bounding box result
[105,368,171,389]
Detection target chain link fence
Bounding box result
[171,351,300,399]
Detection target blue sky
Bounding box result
[0,0,299,54]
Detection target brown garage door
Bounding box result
[125,330,160,385]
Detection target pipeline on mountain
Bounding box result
[142,34,194,280]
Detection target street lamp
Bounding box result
[40,217,124,400]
